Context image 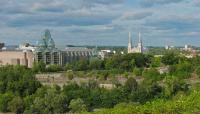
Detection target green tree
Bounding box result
[133,68,142,76]
[8,96,24,114]
[32,61,46,73]
[76,58,89,71]
[0,93,14,112]
[195,66,200,78]
[151,57,161,67]
[69,98,87,113]
[161,52,179,65]
[142,68,161,81]
[46,64,62,72]
[89,58,103,70]
[124,77,138,92]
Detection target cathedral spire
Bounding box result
[138,32,143,53]
[129,32,132,45]
[139,32,141,43]
[128,32,132,53]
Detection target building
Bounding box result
[0,43,4,49]
[98,50,114,59]
[182,44,193,51]
[18,43,36,51]
[0,50,34,68]
[165,45,175,50]
[128,32,143,53]
[63,46,96,63]
[34,29,63,66]
[34,29,96,66]
[0,29,97,68]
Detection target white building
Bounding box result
[128,32,143,53]
[18,43,36,51]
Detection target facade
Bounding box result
[63,46,95,63]
[0,50,34,68]
[128,32,143,53]
[34,29,96,66]
[34,29,63,66]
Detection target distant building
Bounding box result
[182,44,193,51]
[18,43,36,51]
[34,29,96,66]
[98,50,114,59]
[0,50,34,68]
[63,46,96,63]
[128,32,143,53]
[2,45,18,50]
[180,44,197,58]
[34,29,63,65]
[0,43,4,49]
[165,45,175,50]
[0,29,97,68]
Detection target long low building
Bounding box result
[0,50,34,68]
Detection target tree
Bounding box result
[66,70,74,80]
[46,64,62,72]
[163,76,189,98]
[133,68,142,76]
[69,98,87,113]
[151,57,161,67]
[195,66,200,78]
[76,58,89,71]
[124,77,138,92]
[0,93,14,112]
[161,52,179,65]
[142,68,161,81]
[32,61,46,73]
[8,96,24,114]
[89,58,103,70]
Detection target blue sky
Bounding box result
[0,0,200,46]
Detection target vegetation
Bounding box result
[0,51,200,113]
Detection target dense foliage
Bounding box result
[0,52,200,113]
[83,91,200,114]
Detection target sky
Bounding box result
[0,0,200,47]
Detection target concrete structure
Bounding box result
[128,32,143,53]
[63,46,95,63]
[0,50,34,68]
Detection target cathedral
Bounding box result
[127,32,143,53]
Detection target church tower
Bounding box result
[137,32,143,53]
[128,32,132,53]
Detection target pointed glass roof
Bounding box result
[35,29,57,52]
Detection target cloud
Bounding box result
[145,14,200,31]
[0,0,122,27]
[0,0,200,46]
[120,11,153,20]
[140,0,185,7]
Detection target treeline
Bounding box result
[83,90,200,114]
[0,51,200,113]
[65,52,200,81]
[0,65,190,113]
[66,53,152,71]
[0,65,41,113]
[33,52,200,81]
